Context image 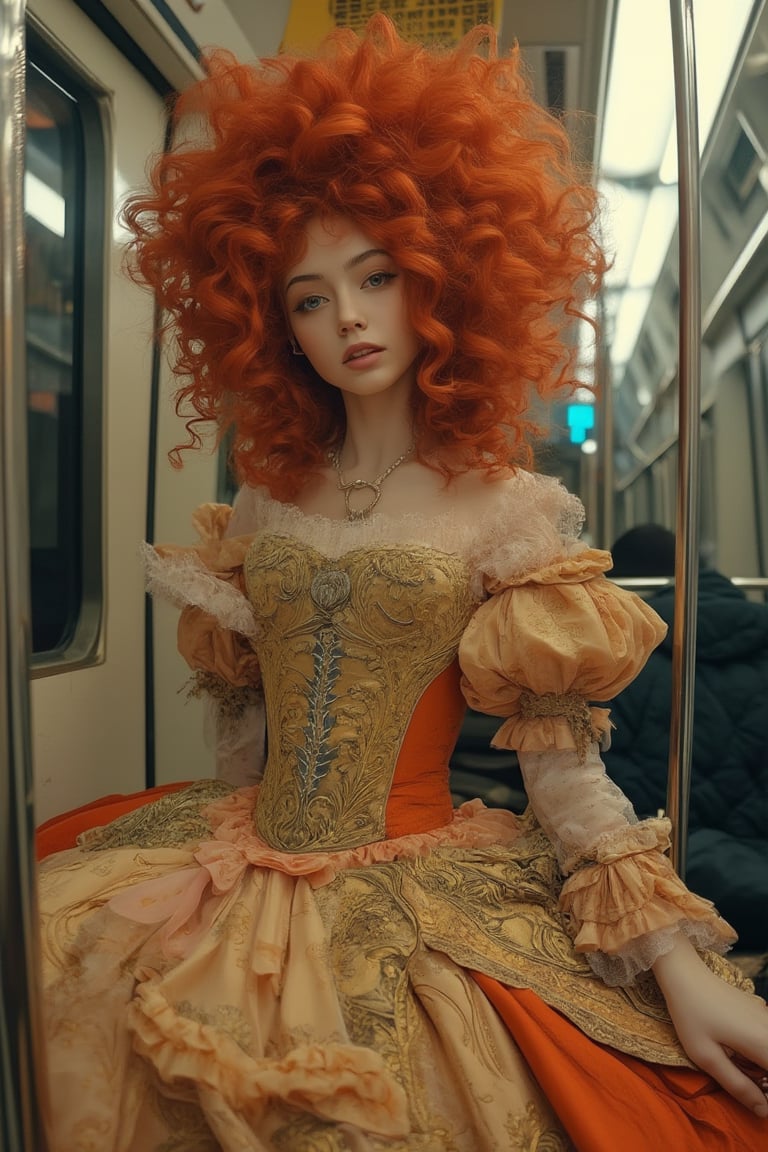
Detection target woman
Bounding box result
[39,17,768,1150]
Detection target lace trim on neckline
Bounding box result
[230,472,587,593]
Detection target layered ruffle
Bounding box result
[108,789,520,958]
[144,502,263,695]
[128,979,409,1137]
[459,550,667,756]
[559,819,737,983]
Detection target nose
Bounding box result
[337,301,367,336]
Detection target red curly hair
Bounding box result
[124,15,606,500]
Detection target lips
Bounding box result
[343,343,383,364]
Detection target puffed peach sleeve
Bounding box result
[144,499,265,785]
[458,545,736,985]
[459,548,664,757]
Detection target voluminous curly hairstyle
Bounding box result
[124,14,606,500]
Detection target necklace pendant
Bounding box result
[331,441,414,523]
[344,479,382,521]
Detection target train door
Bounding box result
[26,0,216,825]
[27,0,165,821]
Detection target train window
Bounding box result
[543,49,566,116]
[25,37,105,666]
[699,415,717,568]
[216,433,238,505]
[639,333,659,380]
[723,112,765,207]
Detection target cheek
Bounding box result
[397,314,419,356]
[393,292,418,348]
[294,322,334,368]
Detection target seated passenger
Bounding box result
[604,524,768,954]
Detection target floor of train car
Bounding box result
[449,710,768,1000]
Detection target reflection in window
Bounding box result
[216,430,238,505]
[25,59,82,652]
[24,40,104,665]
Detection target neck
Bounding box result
[337,392,414,477]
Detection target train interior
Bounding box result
[4,0,768,1138]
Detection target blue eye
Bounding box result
[365,271,395,289]
[296,295,325,313]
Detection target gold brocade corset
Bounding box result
[243,535,478,853]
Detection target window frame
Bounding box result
[26,22,107,676]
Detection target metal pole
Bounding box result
[666,0,702,878]
[594,0,617,553]
[0,1,52,1147]
[599,331,615,550]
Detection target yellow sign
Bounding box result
[283,1,502,51]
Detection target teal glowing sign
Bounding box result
[566,403,595,444]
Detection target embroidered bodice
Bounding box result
[244,534,477,852]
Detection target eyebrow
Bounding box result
[284,248,390,292]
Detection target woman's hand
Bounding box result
[652,933,768,1117]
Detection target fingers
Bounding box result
[694,1043,768,1118]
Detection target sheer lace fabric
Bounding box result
[518,746,638,872]
[142,542,258,637]
[227,470,587,597]
[519,747,737,983]
[211,698,267,788]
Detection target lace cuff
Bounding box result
[518,746,737,984]
[559,820,736,983]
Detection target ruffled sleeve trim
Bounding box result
[492,695,613,761]
[559,817,737,981]
[143,502,258,636]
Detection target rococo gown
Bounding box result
[38,471,766,1151]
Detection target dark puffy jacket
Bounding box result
[604,569,768,949]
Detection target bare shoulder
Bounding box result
[445,466,525,515]
[444,466,583,530]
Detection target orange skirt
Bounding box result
[35,782,189,860]
[474,972,766,1151]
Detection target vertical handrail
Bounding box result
[594,0,617,552]
[666,0,702,878]
[0,2,51,1148]
[599,326,615,551]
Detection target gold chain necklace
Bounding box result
[330,442,415,521]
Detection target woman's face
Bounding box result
[284,216,420,402]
